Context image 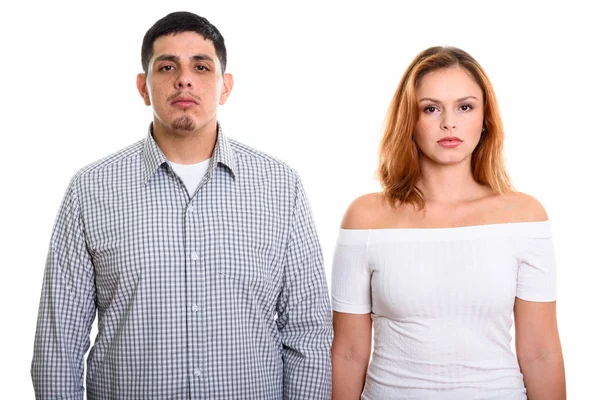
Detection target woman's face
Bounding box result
[413,66,485,167]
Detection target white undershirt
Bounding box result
[169,159,211,197]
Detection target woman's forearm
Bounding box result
[520,351,566,400]
[332,350,369,400]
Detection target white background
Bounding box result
[1,0,598,398]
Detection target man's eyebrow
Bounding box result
[154,54,215,64]
[191,54,214,62]
[154,54,179,63]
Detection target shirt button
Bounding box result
[193,368,202,377]
[188,205,196,213]
[191,304,199,312]
[191,251,199,261]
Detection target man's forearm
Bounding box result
[282,339,332,399]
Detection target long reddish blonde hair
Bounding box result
[378,46,512,209]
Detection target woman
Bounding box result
[331,46,566,399]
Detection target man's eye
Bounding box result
[160,65,174,72]
[196,65,208,71]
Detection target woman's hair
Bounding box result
[378,46,511,210]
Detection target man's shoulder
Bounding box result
[72,139,145,183]
[229,138,297,178]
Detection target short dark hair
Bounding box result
[141,11,227,74]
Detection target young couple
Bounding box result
[32,11,565,400]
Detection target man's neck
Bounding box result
[152,120,218,164]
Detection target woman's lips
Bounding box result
[438,137,463,149]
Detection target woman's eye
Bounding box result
[460,104,472,111]
[424,106,437,113]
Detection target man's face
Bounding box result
[137,31,233,136]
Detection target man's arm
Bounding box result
[31,178,96,400]
[276,174,333,400]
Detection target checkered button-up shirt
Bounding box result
[32,125,333,400]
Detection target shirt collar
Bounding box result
[211,123,237,179]
[142,122,237,184]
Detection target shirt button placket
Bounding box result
[185,199,205,396]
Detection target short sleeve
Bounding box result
[331,229,372,314]
[516,222,557,302]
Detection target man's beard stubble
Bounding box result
[172,115,195,132]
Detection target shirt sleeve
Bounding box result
[331,229,372,314]
[277,173,332,399]
[516,223,557,302]
[31,176,96,400]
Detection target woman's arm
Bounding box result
[331,193,382,399]
[332,312,372,400]
[514,298,566,399]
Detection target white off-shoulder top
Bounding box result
[331,221,557,400]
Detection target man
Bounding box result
[32,11,332,400]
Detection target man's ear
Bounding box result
[136,73,151,106]
[219,73,234,105]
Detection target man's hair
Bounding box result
[141,11,227,74]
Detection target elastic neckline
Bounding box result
[338,220,552,243]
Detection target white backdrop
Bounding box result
[1,0,597,398]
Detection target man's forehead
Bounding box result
[152,31,216,56]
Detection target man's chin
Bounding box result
[171,116,196,132]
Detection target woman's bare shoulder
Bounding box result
[498,191,549,223]
[340,193,391,229]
